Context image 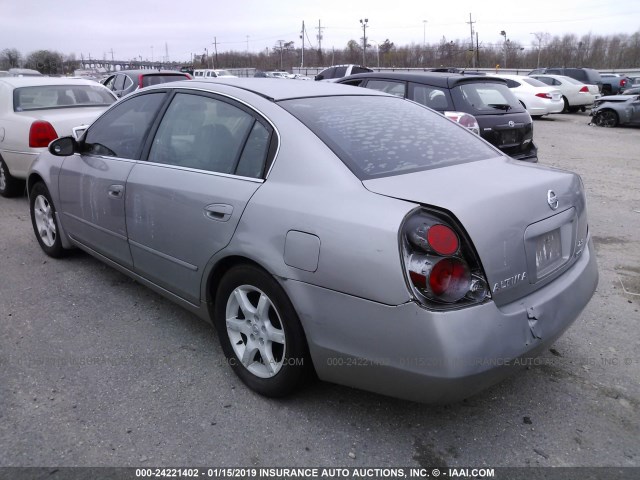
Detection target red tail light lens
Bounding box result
[444,111,480,135]
[620,79,627,87]
[535,93,552,99]
[579,86,589,93]
[29,121,58,148]
[402,209,490,309]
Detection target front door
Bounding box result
[57,92,167,268]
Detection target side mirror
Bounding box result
[49,136,78,156]
[315,74,324,81]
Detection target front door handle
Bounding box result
[204,203,233,222]
[108,184,124,198]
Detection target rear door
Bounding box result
[126,90,274,304]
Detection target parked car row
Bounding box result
[21,77,598,403]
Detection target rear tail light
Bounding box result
[29,121,58,148]
[444,111,480,136]
[138,74,145,88]
[620,79,627,87]
[535,93,552,99]
[401,209,490,309]
[579,86,589,93]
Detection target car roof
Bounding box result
[147,78,390,101]
[0,76,103,88]
[337,71,507,87]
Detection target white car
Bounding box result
[493,74,564,117]
[0,77,117,197]
[193,69,238,79]
[529,74,600,112]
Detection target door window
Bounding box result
[113,74,126,91]
[365,79,406,98]
[149,92,271,177]
[82,92,166,159]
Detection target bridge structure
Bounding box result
[79,59,186,72]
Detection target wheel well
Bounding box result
[206,255,268,305]
[27,173,44,195]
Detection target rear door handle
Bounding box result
[108,184,124,198]
[204,203,233,222]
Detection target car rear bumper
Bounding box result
[0,149,40,179]
[283,237,598,403]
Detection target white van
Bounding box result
[193,69,238,79]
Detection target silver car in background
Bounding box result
[28,79,598,403]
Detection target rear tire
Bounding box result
[214,264,310,397]
[562,96,570,113]
[0,157,24,198]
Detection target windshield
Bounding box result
[455,82,522,113]
[13,85,116,112]
[279,95,497,179]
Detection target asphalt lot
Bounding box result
[0,111,638,470]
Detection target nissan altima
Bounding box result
[28,79,598,403]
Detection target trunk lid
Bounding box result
[19,106,107,137]
[363,157,589,306]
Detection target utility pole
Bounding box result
[500,30,507,68]
[316,20,324,52]
[212,37,218,69]
[300,21,305,68]
[466,13,476,68]
[359,18,368,65]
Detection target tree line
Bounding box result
[2,30,639,74]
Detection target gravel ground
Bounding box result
[0,111,638,471]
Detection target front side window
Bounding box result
[83,92,166,159]
[149,92,270,177]
[13,85,115,111]
[280,95,497,179]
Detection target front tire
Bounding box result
[597,110,619,128]
[214,264,310,397]
[0,157,24,198]
[29,182,67,258]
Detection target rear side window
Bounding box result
[280,96,496,179]
[149,92,271,178]
[522,78,546,87]
[352,66,373,74]
[410,84,451,110]
[365,79,406,97]
[334,67,347,78]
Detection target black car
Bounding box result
[528,68,603,93]
[337,72,537,162]
[315,64,373,81]
[101,70,192,98]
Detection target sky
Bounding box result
[1,0,639,64]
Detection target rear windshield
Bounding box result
[522,77,547,87]
[141,74,189,87]
[455,82,522,113]
[279,95,497,179]
[13,85,116,112]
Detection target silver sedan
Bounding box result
[28,79,598,403]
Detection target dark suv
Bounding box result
[101,70,192,98]
[528,68,602,93]
[337,72,537,162]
